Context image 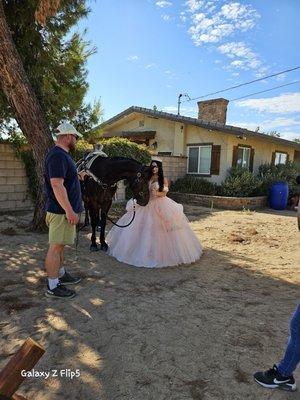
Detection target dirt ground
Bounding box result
[0,203,299,400]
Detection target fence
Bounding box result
[0,143,126,212]
[157,155,187,183]
[0,143,32,212]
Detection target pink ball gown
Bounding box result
[107,181,202,268]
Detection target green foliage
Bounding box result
[256,161,300,196]
[171,175,220,195]
[220,168,260,197]
[101,138,152,164]
[0,0,101,135]
[172,163,300,198]
[71,139,94,161]
[72,137,152,164]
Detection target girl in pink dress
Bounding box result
[107,159,202,268]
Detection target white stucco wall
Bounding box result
[103,112,299,184]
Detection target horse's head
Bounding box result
[128,165,152,206]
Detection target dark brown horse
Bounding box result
[78,155,151,251]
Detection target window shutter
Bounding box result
[271,152,276,166]
[286,153,290,163]
[249,148,255,172]
[210,145,221,175]
[232,146,238,167]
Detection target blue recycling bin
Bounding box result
[269,181,289,210]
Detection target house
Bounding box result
[98,98,300,184]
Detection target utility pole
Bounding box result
[177,93,190,115]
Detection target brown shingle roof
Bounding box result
[98,106,300,149]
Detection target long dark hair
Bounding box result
[150,160,164,192]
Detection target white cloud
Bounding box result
[280,131,300,141]
[218,41,261,71]
[185,0,204,13]
[220,3,259,30]
[145,63,157,69]
[156,0,172,8]
[163,105,196,116]
[276,73,286,82]
[127,55,139,61]
[186,2,259,46]
[162,14,171,21]
[180,11,187,23]
[235,92,300,114]
[183,1,263,73]
[231,117,300,131]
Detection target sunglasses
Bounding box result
[151,164,158,168]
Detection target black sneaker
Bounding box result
[254,365,297,392]
[59,271,81,286]
[46,283,76,299]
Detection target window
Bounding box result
[188,145,212,174]
[237,146,250,169]
[275,152,287,165]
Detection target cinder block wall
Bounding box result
[158,155,187,183]
[0,143,32,212]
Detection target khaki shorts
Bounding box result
[46,212,76,245]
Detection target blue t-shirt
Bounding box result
[44,146,83,214]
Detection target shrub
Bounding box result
[220,168,260,197]
[171,175,220,195]
[72,137,151,165]
[71,139,94,162]
[256,161,300,196]
[101,137,151,164]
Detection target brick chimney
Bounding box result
[197,98,229,124]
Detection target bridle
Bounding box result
[77,156,148,228]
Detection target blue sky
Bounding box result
[78,0,300,141]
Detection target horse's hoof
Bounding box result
[100,243,108,252]
[90,244,99,252]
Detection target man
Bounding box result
[254,303,299,392]
[44,122,85,299]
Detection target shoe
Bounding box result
[59,271,81,285]
[254,365,297,392]
[45,283,76,299]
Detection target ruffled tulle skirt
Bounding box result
[107,197,202,268]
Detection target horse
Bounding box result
[78,155,152,251]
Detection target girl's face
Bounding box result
[151,163,158,175]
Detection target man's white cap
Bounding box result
[54,122,83,138]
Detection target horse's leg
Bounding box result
[89,206,100,251]
[99,200,112,252]
[84,203,90,226]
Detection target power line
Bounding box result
[230,80,300,101]
[183,66,300,102]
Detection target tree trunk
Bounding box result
[0,1,53,230]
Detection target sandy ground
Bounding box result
[0,203,299,400]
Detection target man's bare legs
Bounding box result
[45,244,64,279]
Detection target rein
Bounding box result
[103,200,136,228]
[77,153,146,230]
